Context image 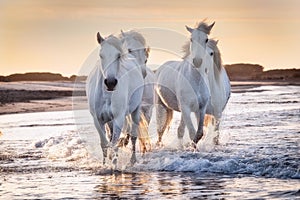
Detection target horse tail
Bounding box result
[117,114,151,153]
[204,114,215,127]
[138,112,152,154]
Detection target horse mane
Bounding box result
[121,30,146,47]
[207,39,222,72]
[104,35,124,53]
[195,20,214,34]
[182,41,190,59]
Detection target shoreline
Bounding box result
[0,81,299,115]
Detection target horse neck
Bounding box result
[184,56,209,84]
[209,64,221,83]
[207,65,227,108]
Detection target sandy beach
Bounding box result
[0,81,87,115]
[0,80,299,115]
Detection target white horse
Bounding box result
[205,39,231,143]
[86,33,145,166]
[119,30,155,152]
[155,21,215,147]
[178,39,231,144]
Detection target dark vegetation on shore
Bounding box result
[0,64,299,82]
[224,64,300,81]
[0,90,73,104]
[0,72,87,82]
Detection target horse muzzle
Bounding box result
[104,78,118,91]
[193,58,203,68]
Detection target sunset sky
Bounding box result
[0,0,299,76]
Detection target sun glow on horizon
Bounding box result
[0,0,300,76]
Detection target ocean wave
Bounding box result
[32,131,300,179]
[132,150,300,179]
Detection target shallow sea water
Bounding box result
[0,85,299,199]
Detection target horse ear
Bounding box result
[145,47,150,58]
[121,30,125,37]
[185,25,193,33]
[97,32,104,44]
[208,22,215,32]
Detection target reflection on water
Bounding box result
[93,172,299,199]
[95,173,151,198]
[94,172,227,199]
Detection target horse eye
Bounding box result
[117,54,121,59]
[128,49,132,53]
[206,39,209,43]
[210,52,213,56]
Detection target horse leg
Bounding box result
[178,110,202,140]
[181,107,196,144]
[177,115,185,149]
[93,118,108,164]
[110,115,126,169]
[193,109,206,146]
[130,106,141,164]
[213,118,221,145]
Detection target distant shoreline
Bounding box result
[0,80,299,115]
[1,65,300,83]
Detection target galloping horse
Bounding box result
[120,30,155,152]
[155,21,215,147]
[86,33,145,166]
[204,39,231,143]
[178,39,231,144]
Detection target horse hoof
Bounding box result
[178,139,184,150]
[112,157,117,165]
[130,156,137,165]
[111,156,118,170]
[156,141,164,148]
[191,142,197,150]
[213,137,220,145]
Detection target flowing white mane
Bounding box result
[207,39,222,72]
[103,35,125,53]
[121,30,146,48]
[182,41,190,59]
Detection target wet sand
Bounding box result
[0,80,299,115]
[0,81,86,115]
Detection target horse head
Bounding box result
[120,30,148,78]
[186,21,215,68]
[97,32,124,91]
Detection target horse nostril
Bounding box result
[113,79,118,86]
[104,78,118,91]
[104,79,108,86]
[145,59,148,64]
